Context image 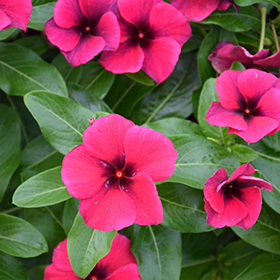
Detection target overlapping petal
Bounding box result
[106,264,142,280]
[0,10,11,30]
[52,239,72,272]
[227,163,256,182]
[44,265,80,280]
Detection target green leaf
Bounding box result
[13,167,71,207]
[0,251,28,280]
[234,253,280,280]
[0,105,21,202]
[0,28,17,41]
[0,214,48,257]
[262,131,280,152]
[24,206,66,249]
[198,78,233,144]
[78,61,115,98]
[143,117,204,137]
[129,52,200,124]
[181,24,204,53]
[230,61,246,71]
[234,0,280,8]
[62,198,79,234]
[29,265,46,280]
[125,70,156,86]
[158,182,213,232]
[167,134,240,189]
[104,74,154,117]
[15,35,49,55]
[232,203,280,254]
[230,144,258,163]
[0,43,67,96]
[131,225,181,280]
[68,213,116,278]
[28,2,55,30]
[24,91,92,154]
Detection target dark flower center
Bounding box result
[222,180,243,201]
[85,265,107,280]
[138,32,144,39]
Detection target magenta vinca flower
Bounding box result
[171,0,237,22]
[45,0,120,67]
[99,0,192,84]
[204,163,273,230]
[208,41,280,73]
[44,233,141,280]
[206,69,280,143]
[0,0,32,31]
[61,114,178,231]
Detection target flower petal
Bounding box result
[237,69,279,104]
[141,37,181,84]
[83,114,135,169]
[79,181,136,231]
[205,194,247,228]
[98,233,137,275]
[63,34,105,66]
[254,49,280,68]
[227,163,256,182]
[78,0,117,21]
[106,264,142,280]
[205,102,248,131]
[61,145,114,199]
[123,172,163,225]
[118,0,161,29]
[237,176,273,192]
[0,0,32,30]
[0,10,11,30]
[99,39,144,73]
[216,70,245,109]
[54,0,84,29]
[45,18,81,52]
[52,239,72,272]
[124,126,178,182]
[44,264,80,280]
[171,0,219,22]
[149,2,192,46]
[235,187,262,229]
[95,11,120,50]
[204,168,228,214]
[228,115,278,143]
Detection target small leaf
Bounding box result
[230,144,258,163]
[13,167,71,207]
[0,214,48,257]
[68,213,116,278]
[0,28,17,41]
[230,61,246,71]
[125,70,156,86]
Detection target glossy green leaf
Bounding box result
[232,203,280,254]
[234,0,280,8]
[230,61,246,71]
[0,105,21,202]
[62,197,79,234]
[104,74,153,117]
[24,91,92,154]
[167,134,240,189]
[13,167,71,207]
[78,61,115,98]
[198,78,234,144]
[29,265,46,280]
[181,24,204,53]
[0,28,17,41]
[0,251,28,280]
[0,214,48,257]
[129,52,200,124]
[125,70,155,86]
[262,131,280,152]
[24,206,66,249]
[158,182,213,232]
[230,144,258,163]
[0,43,67,96]
[68,213,116,278]
[15,35,49,55]
[234,253,280,280]
[131,225,181,280]
[143,117,204,137]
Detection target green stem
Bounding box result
[258,7,267,51]
[1,207,21,214]
[271,23,279,51]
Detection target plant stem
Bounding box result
[271,23,279,51]
[258,7,267,51]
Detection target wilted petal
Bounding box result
[206,102,247,131]
[124,126,178,182]
[141,37,181,84]
[106,264,142,280]
[254,49,280,68]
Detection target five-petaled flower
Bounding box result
[208,41,280,73]
[45,0,120,67]
[61,114,178,231]
[0,0,32,31]
[204,163,273,230]
[171,0,237,22]
[206,69,280,143]
[99,0,192,84]
[44,233,142,280]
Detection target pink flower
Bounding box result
[61,114,178,231]
[44,0,120,67]
[0,0,32,31]
[171,0,236,22]
[204,163,273,230]
[44,233,142,280]
[208,41,280,73]
[205,69,280,143]
[99,0,192,84]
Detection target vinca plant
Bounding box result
[1,0,280,279]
